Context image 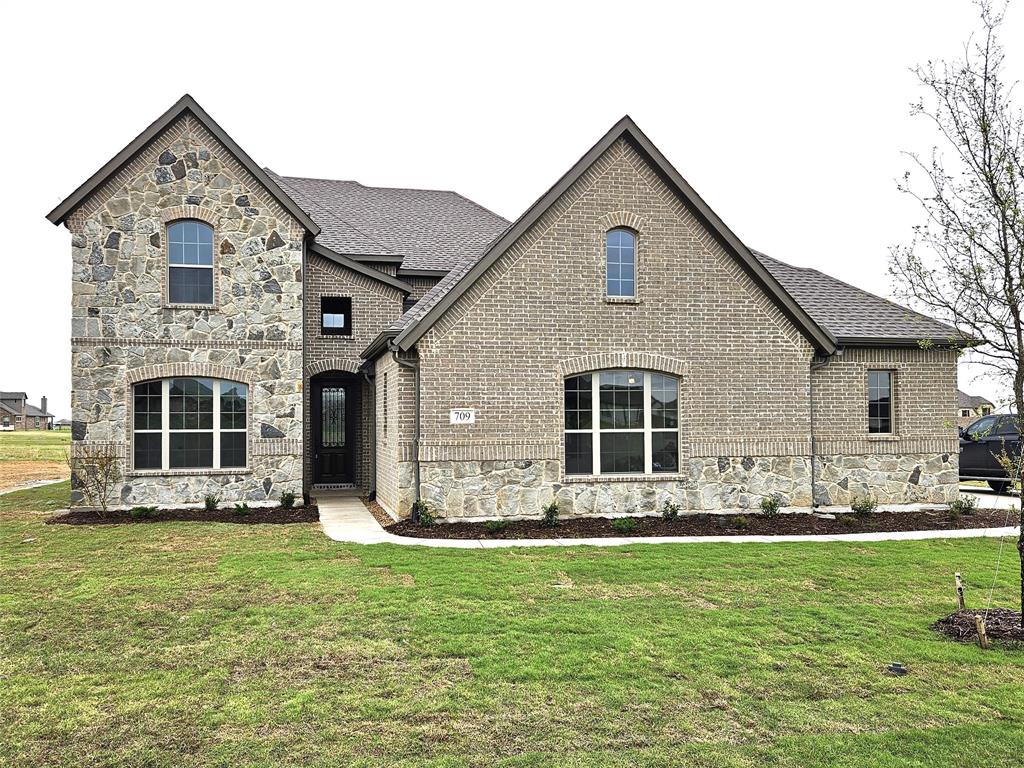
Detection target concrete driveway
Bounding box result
[959,484,1021,511]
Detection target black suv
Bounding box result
[959,414,1020,493]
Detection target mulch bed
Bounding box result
[362,496,396,528]
[388,507,1017,539]
[934,609,1024,643]
[47,504,319,526]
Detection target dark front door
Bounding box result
[313,380,356,484]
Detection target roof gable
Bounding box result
[46,95,319,235]
[389,116,837,354]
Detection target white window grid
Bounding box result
[133,379,247,471]
[564,370,678,475]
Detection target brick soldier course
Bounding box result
[49,95,965,515]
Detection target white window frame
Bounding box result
[605,229,637,299]
[564,370,679,476]
[133,378,248,471]
[167,220,215,306]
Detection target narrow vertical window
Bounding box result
[868,370,893,434]
[167,221,215,304]
[382,372,389,434]
[606,229,636,298]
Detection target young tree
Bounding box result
[890,0,1023,626]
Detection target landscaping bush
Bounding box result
[204,494,219,512]
[948,495,978,517]
[541,500,560,528]
[411,500,434,526]
[612,517,636,534]
[129,506,157,519]
[660,499,681,521]
[733,515,749,530]
[280,491,296,510]
[838,514,857,527]
[760,493,783,518]
[485,519,509,534]
[233,503,251,516]
[851,495,878,516]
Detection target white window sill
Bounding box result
[164,303,217,310]
[128,468,251,478]
[563,472,686,484]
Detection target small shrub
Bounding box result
[732,515,749,530]
[204,494,219,512]
[851,495,877,516]
[837,514,857,528]
[129,505,157,519]
[485,519,509,534]
[948,495,978,517]
[612,517,636,534]
[280,491,296,510]
[760,493,783,518]
[660,499,681,521]
[411,500,434,526]
[233,503,251,516]
[541,500,560,528]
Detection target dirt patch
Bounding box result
[362,496,396,528]
[46,504,319,526]
[0,461,68,490]
[934,609,1024,644]
[387,507,1016,539]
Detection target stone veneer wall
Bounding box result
[66,114,304,508]
[388,139,960,520]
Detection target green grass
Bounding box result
[0,431,70,463]
[1,486,1022,767]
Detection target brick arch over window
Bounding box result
[597,210,646,233]
[557,352,687,378]
[306,358,362,377]
[159,205,220,227]
[126,362,256,386]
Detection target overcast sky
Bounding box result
[2,0,1021,420]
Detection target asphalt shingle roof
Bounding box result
[958,389,993,409]
[752,250,961,344]
[267,171,509,271]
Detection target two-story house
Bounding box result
[48,95,964,516]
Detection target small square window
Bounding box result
[321,297,352,336]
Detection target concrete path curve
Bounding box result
[317,494,1020,548]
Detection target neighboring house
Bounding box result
[0,392,55,431]
[957,389,994,428]
[48,95,965,514]
[55,419,73,430]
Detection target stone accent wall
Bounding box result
[302,252,404,491]
[388,138,960,520]
[67,114,304,508]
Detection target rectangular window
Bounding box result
[564,371,679,476]
[382,372,389,434]
[167,221,215,305]
[868,370,893,434]
[133,378,247,471]
[321,297,352,336]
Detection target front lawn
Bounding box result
[0,430,70,463]
[2,487,1022,767]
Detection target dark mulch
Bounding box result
[47,504,319,526]
[934,609,1024,643]
[388,507,1016,539]
[362,496,396,528]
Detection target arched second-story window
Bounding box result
[167,220,214,305]
[605,228,636,298]
[133,377,247,471]
[564,370,678,476]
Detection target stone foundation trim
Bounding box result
[73,337,302,351]
[557,351,686,378]
[306,358,363,377]
[126,361,256,385]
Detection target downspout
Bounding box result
[390,341,421,516]
[361,366,376,498]
[809,351,839,509]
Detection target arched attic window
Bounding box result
[605,228,636,298]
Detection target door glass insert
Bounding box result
[321,387,346,447]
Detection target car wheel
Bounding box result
[988,480,1010,494]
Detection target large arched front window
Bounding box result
[605,228,636,298]
[167,220,214,304]
[564,370,678,475]
[133,378,247,471]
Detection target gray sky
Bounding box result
[2,0,1021,420]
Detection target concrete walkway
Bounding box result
[0,477,65,496]
[317,494,1020,548]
